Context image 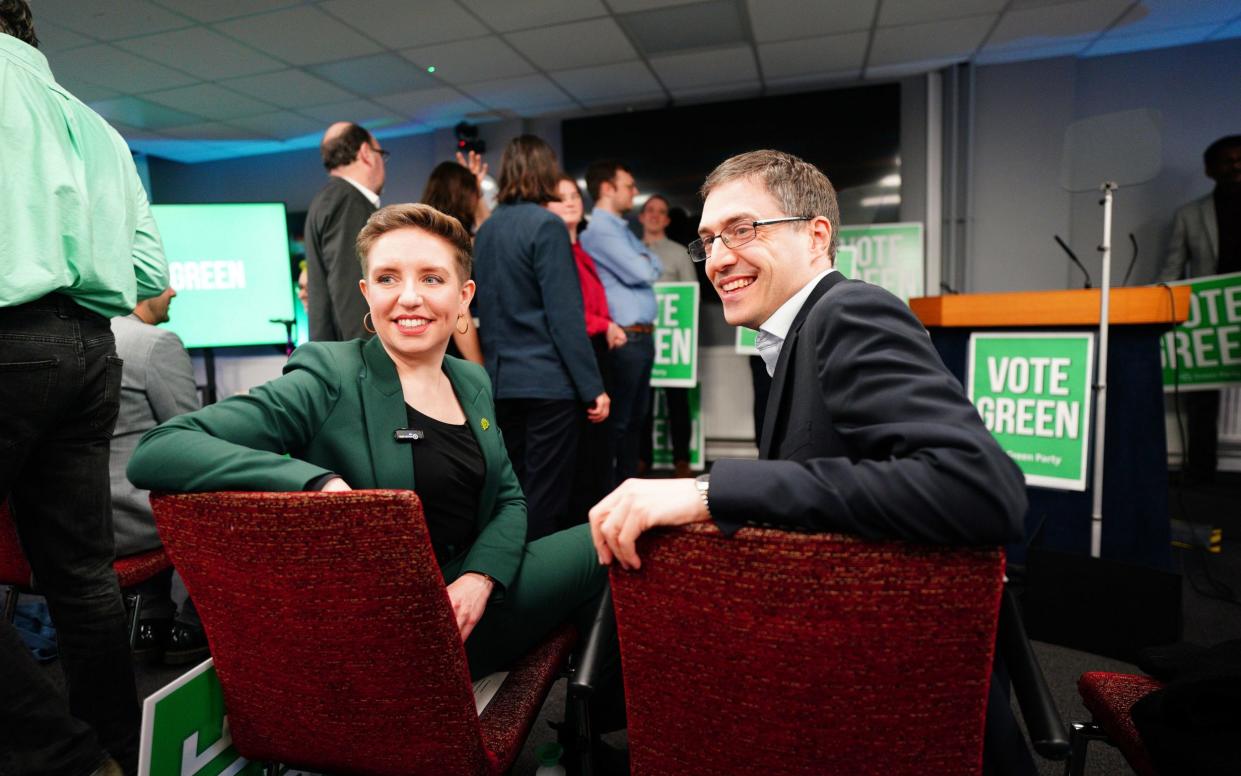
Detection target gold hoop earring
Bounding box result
[455,313,470,334]
[363,312,376,334]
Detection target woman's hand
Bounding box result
[320,477,352,492]
[446,572,494,642]
[456,150,488,188]
[605,321,628,350]
[587,392,610,424]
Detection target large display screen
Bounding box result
[151,203,295,349]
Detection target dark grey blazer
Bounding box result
[305,176,376,341]
[473,201,603,402]
[710,272,1027,546]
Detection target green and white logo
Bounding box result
[967,333,1095,491]
[651,282,699,387]
[838,223,923,302]
[1159,271,1241,390]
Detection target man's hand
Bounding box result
[587,392,611,423]
[446,572,494,642]
[588,478,709,570]
[605,321,628,350]
[319,477,352,492]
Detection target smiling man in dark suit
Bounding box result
[589,148,1034,773]
[305,121,387,341]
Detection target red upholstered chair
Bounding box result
[609,523,1006,776]
[1067,671,1165,776]
[149,490,578,776]
[0,500,170,644]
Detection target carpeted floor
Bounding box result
[19,474,1240,775]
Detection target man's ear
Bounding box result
[809,216,833,263]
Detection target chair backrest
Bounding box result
[150,491,488,776]
[0,500,33,585]
[609,524,1005,776]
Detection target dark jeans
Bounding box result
[1184,390,1220,482]
[0,294,140,776]
[608,332,655,483]
[640,387,691,465]
[496,398,582,542]
[569,335,614,528]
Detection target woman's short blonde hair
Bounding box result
[355,203,473,281]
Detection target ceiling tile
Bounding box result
[650,44,758,91]
[319,0,487,49]
[1113,0,1240,35]
[401,36,535,84]
[505,18,637,70]
[460,74,574,111]
[668,80,762,101]
[375,87,487,126]
[115,27,284,80]
[105,121,171,142]
[150,0,302,23]
[1085,23,1220,57]
[143,83,275,120]
[55,78,121,103]
[865,56,965,79]
[88,96,203,130]
[608,0,704,11]
[221,70,355,108]
[765,69,860,91]
[308,53,440,97]
[31,0,191,40]
[619,0,748,56]
[758,31,868,79]
[35,21,92,53]
[213,5,382,66]
[986,0,1131,51]
[579,92,667,110]
[159,122,258,140]
[879,0,1006,27]
[51,45,198,93]
[457,0,609,32]
[297,99,404,126]
[747,0,877,43]
[869,16,994,67]
[228,111,326,140]
[549,61,663,102]
[1208,17,1241,41]
[974,35,1093,64]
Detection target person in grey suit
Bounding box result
[306,121,387,341]
[1156,135,1241,482]
[589,150,1032,774]
[110,287,206,664]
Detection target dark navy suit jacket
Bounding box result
[473,201,603,403]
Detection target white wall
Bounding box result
[967,39,1241,293]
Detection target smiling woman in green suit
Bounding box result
[128,203,609,681]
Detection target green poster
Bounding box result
[651,282,699,387]
[650,385,704,470]
[838,223,924,302]
[967,333,1095,491]
[733,246,858,355]
[1159,271,1241,391]
[139,659,264,776]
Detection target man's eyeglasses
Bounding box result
[687,216,812,262]
[372,145,391,161]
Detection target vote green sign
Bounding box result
[650,386,704,469]
[967,333,1095,491]
[139,659,264,776]
[733,246,859,355]
[838,223,924,302]
[651,282,699,387]
[1160,272,1241,390]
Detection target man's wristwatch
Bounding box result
[694,473,711,517]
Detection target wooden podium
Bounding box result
[910,287,1189,569]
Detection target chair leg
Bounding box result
[3,585,18,622]
[1065,721,1107,776]
[264,762,280,776]
[126,592,143,649]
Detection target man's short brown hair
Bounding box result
[0,0,38,47]
[321,123,372,171]
[496,135,560,205]
[356,203,473,282]
[700,150,840,261]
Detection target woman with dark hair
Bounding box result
[473,135,609,541]
[420,153,489,365]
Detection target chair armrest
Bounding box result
[999,586,1071,760]
[568,586,614,698]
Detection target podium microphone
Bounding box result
[1054,235,1092,289]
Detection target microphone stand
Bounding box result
[1089,182,1118,558]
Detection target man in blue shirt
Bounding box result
[581,161,663,484]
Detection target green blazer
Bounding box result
[127,337,526,590]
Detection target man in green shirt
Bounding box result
[0,2,168,774]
